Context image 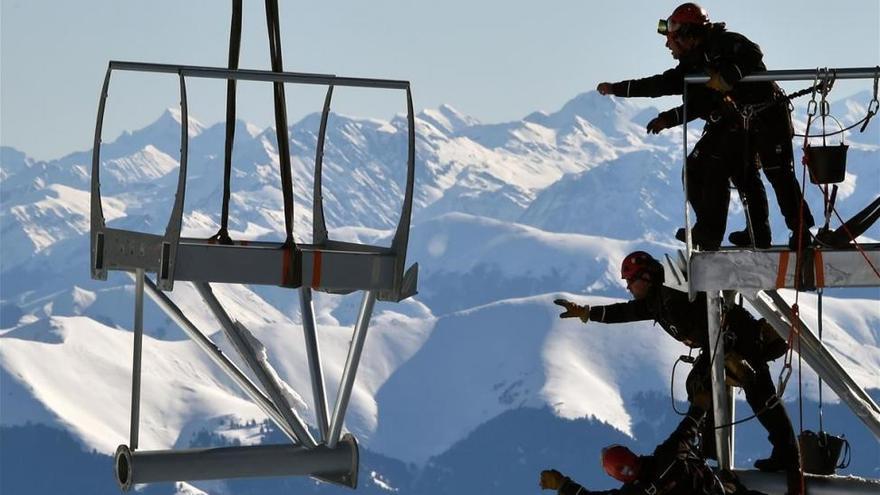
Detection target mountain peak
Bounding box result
[418,104,480,134]
[159,107,206,137]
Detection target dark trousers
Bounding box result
[687,354,800,469]
[686,126,770,249]
[685,110,815,248]
[752,107,815,232]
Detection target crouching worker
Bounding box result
[538,407,765,494]
[554,251,802,495]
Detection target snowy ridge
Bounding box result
[1,89,877,487]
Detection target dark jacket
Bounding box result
[608,24,781,128]
[557,409,721,495]
[587,285,775,363]
[588,286,710,352]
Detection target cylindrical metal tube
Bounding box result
[194,281,316,448]
[736,469,880,494]
[114,435,358,491]
[141,277,300,444]
[327,291,377,448]
[130,269,145,449]
[684,67,880,84]
[706,291,733,470]
[299,287,330,441]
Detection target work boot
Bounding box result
[788,228,813,251]
[728,229,771,249]
[753,450,788,472]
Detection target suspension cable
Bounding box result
[211,0,243,245]
[265,0,295,245]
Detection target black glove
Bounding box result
[646,115,670,134]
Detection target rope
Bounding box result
[210,0,243,245]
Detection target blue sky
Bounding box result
[2,0,878,160]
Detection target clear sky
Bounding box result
[2,0,878,160]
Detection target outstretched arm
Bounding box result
[597,67,686,99]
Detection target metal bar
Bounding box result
[156,74,189,290]
[108,60,410,89]
[312,85,333,245]
[139,276,301,444]
[735,469,880,494]
[299,287,330,441]
[90,68,112,281]
[327,290,377,448]
[193,282,316,448]
[683,81,695,301]
[747,291,880,439]
[129,268,146,449]
[684,67,880,84]
[114,436,358,491]
[706,291,733,469]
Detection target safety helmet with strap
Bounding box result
[601,444,641,483]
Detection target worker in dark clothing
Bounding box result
[554,251,803,495]
[538,407,765,494]
[539,407,722,494]
[596,3,814,250]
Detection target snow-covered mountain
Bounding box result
[1,89,878,494]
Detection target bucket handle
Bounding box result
[805,113,847,146]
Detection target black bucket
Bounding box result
[804,115,849,184]
[798,430,850,475]
[805,144,848,184]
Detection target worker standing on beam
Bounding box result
[596,3,814,250]
[554,251,802,495]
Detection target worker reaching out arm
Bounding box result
[552,251,802,495]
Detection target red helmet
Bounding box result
[601,444,641,483]
[658,3,710,35]
[620,251,662,282]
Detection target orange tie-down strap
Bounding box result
[814,250,825,288]
[775,250,825,289]
[776,251,790,288]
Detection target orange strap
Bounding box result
[311,251,323,288]
[776,251,791,288]
[282,246,293,286]
[813,250,825,288]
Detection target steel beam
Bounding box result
[114,435,358,491]
[300,287,330,441]
[194,282,316,448]
[327,291,377,448]
[140,276,300,444]
[129,269,145,449]
[706,292,733,469]
[746,290,880,439]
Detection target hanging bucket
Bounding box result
[804,115,848,184]
[798,430,850,475]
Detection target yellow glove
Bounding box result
[554,299,590,322]
[540,469,565,490]
[706,70,733,93]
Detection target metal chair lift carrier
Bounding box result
[90,61,418,491]
[677,67,880,494]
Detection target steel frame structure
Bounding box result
[90,61,419,490]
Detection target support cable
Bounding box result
[265,0,295,245]
[211,0,243,245]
